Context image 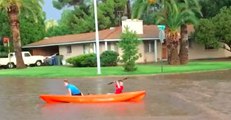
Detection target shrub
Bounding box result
[100,50,119,66]
[66,53,96,67]
[82,54,97,67]
[119,27,140,71]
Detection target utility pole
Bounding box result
[94,0,101,74]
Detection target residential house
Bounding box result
[23,19,231,64]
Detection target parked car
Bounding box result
[0,51,45,68]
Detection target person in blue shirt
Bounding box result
[64,79,82,96]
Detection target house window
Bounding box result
[144,41,154,53]
[108,42,118,52]
[83,43,94,54]
[66,45,72,53]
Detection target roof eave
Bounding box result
[23,37,160,48]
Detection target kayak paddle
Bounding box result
[107,77,128,85]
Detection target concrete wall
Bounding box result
[59,44,84,60]
[189,42,231,59]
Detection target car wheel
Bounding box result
[35,61,42,66]
[7,63,15,69]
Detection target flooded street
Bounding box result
[0,70,230,120]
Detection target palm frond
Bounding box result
[153,0,201,32]
[132,0,160,19]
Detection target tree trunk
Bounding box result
[166,27,180,65]
[7,4,26,69]
[167,41,180,65]
[179,24,189,64]
[126,0,131,19]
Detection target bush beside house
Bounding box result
[66,54,97,67]
[66,51,119,67]
[101,51,119,66]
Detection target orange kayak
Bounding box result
[40,90,146,103]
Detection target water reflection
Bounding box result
[41,102,146,120]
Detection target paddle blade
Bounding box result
[107,82,114,85]
[107,77,128,85]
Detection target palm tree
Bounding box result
[0,0,43,68]
[132,0,201,64]
[178,0,201,64]
[154,0,198,65]
[132,0,159,19]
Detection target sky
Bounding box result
[42,0,62,20]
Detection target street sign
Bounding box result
[157,25,166,31]
[159,30,165,43]
[157,25,166,43]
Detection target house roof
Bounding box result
[23,25,194,48]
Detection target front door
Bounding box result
[162,43,167,59]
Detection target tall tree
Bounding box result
[45,19,58,31]
[194,19,218,49]
[99,0,127,26]
[195,7,231,53]
[199,0,231,18]
[60,4,94,33]
[213,7,231,52]
[52,0,90,10]
[0,0,44,69]
[53,0,126,25]
[154,0,198,65]
[45,5,93,36]
[132,0,159,19]
[132,0,200,64]
[132,0,163,24]
[20,9,46,45]
[46,10,72,37]
[48,0,127,37]
[0,11,11,38]
[178,0,201,64]
[0,11,11,54]
[0,5,45,53]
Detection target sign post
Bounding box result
[157,25,166,73]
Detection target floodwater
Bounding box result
[0,70,230,120]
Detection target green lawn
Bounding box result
[0,61,230,78]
